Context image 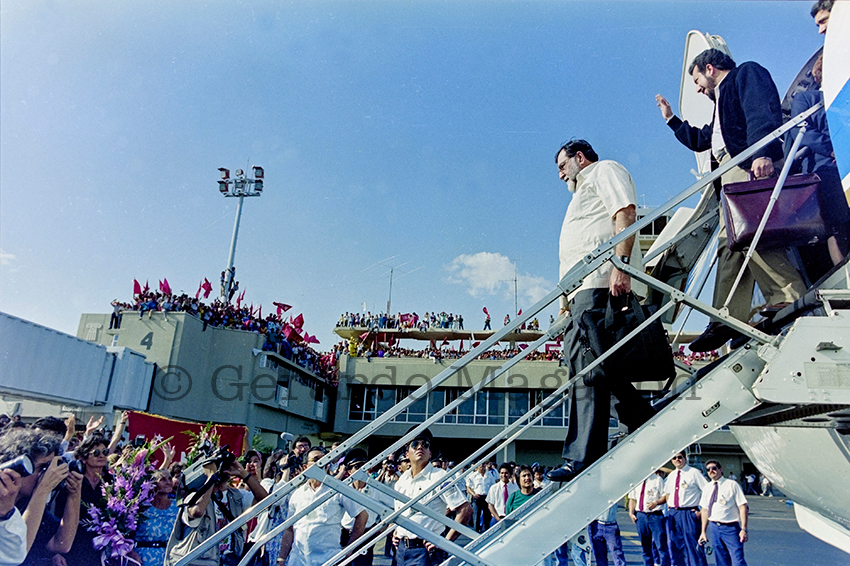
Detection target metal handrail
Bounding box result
[176,101,822,566]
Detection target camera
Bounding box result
[68,459,85,475]
[0,455,33,477]
[133,434,146,448]
[181,446,237,493]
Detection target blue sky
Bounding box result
[0,1,826,348]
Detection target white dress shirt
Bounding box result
[486,481,519,518]
[699,477,747,523]
[559,160,644,305]
[394,463,467,539]
[628,475,666,513]
[0,508,27,566]
[286,482,365,566]
[664,465,707,509]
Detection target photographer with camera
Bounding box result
[0,428,82,566]
[165,448,267,566]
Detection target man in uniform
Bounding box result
[655,49,806,352]
[547,139,655,482]
[393,429,472,566]
[650,452,707,566]
[629,472,671,566]
[699,460,748,566]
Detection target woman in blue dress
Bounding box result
[135,469,179,566]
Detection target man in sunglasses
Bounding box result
[649,451,708,566]
[392,429,472,566]
[698,460,748,566]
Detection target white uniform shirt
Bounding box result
[0,508,27,566]
[248,478,289,544]
[664,465,707,509]
[286,482,365,566]
[486,481,519,518]
[628,475,666,513]
[558,160,644,305]
[394,463,467,539]
[342,483,394,530]
[466,472,490,496]
[699,477,747,523]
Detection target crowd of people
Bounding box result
[337,311,466,331]
[347,343,563,363]
[111,291,338,383]
[337,311,548,333]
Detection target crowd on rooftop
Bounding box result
[111,291,338,383]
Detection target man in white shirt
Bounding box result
[279,447,368,566]
[651,452,707,566]
[628,471,670,566]
[393,429,472,566]
[0,468,26,566]
[486,464,518,522]
[699,460,748,566]
[341,448,395,566]
[548,139,655,483]
[466,463,495,532]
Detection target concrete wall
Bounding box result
[77,311,329,444]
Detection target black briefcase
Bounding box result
[578,294,676,385]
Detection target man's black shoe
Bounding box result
[547,462,583,482]
[688,322,743,353]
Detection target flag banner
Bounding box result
[143,280,150,294]
[273,302,292,314]
[195,280,202,300]
[517,309,522,316]
[162,278,172,295]
[126,411,248,463]
[133,280,142,295]
[482,307,489,315]
[202,278,213,299]
[292,313,304,330]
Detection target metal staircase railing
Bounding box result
[175,101,824,566]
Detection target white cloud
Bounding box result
[0,249,16,267]
[445,252,553,304]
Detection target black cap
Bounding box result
[406,426,433,445]
[346,448,368,466]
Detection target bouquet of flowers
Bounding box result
[87,438,171,564]
[183,422,221,467]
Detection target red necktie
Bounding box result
[674,472,681,508]
[503,483,508,507]
[707,481,719,518]
[639,481,647,511]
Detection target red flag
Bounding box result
[202,278,213,299]
[273,302,292,315]
[195,280,202,299]
[359,331,369,340]
[483,307,489,316]
[517,309,522,316]
[258,305,262,319]
[459,339,463,351]
[236,290,245,308]
[133,279,142,295]
[473,341,481,348]
[162,278,172,295]
[292,313,304,330]
[441,338,449,347]
[282,325,293,340]
[143,280,150,294]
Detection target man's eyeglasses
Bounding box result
[89,449,110,457]
[706,466,720,472]
[672,455,685,460]
[409,439,430,450]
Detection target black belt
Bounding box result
[135,540,167,548]
[711,521,739,526]
[637,510,663,516]
[672,506,699,511]
[400,537,426,549]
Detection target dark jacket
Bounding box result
[667,61,783,169]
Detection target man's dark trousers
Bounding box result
[637,511,670,566]
[708,522,747,566]
[668,508,707,566]
[561,289,656,466]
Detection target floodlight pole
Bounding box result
[217,166,264,301]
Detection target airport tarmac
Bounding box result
[367,496,847,565]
